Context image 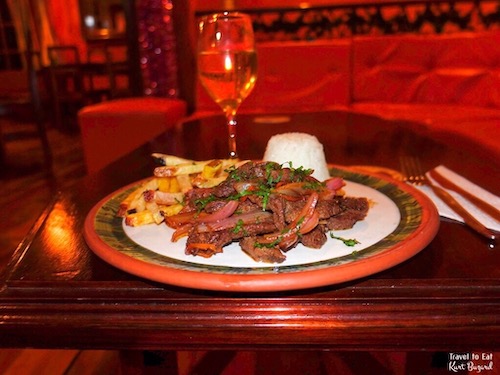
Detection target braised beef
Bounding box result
[325,197,369,231]
[229,221,277,239]
[186,230,233,257]
[240,237,286,263]
[168,161,369,263]
[204,200,230,213]
[267,195,287,230]
[301,226,328,249]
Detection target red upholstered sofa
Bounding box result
[78,97,186,173]
[350,31,500,156]
[195,30,500,157]
[79,29,498,173]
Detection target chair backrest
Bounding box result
[48,45,81,66]
[86,43,130,98]
[0,70,29,97]
[87,44,127,64]
[0,51,43,106]
[87,46,108,64]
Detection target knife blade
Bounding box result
[426,182,497,241]
[429,169,500,223]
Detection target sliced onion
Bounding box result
[171,223,192,242]
[299,210,319,234]
[260,192,319,249]
[275,193,302,202]
[166,211,201,228]
[166,200,239,228]
[197,200,239,223]
[318,189,335,201]
[194,211,273,233]
[274,182,311,195]
[325,177,345,192]
[278,233,299,250]
[233,181,260,193]
[257,230,298,251]
[186,242,221,255]
[290,192,319,229]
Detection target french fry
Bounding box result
[127,179,159,212]
[151,153,195,166]
[145,201,165,224]
[169,177,180,192]
[201,160,223,179]
[154,191,184,205]
[191,175,227,188]
[125,210,156,226]
[177,174,193,193]
[162,203,184,217]
[120,155,243,226]
[154,161,210,177]
[157,177,171,192]
[117,178,158,216]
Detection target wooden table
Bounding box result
[1,111,498,357]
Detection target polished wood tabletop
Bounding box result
[0,110,498,351]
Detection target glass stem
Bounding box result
[226,111,238,159]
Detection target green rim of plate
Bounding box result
[93,168,422,275]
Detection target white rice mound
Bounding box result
[262,133,330,181]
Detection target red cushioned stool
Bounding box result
[78,97,187,174]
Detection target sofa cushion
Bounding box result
[78,97,187,173]
[352,31,500,108]
[352,102,500,158]
[196,40,352,113]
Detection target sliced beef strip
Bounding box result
[267,195,287,230]
[230,221,278,240]
[181,188,213,212]
[185,230,233,257]
[236,199,261,214]
[240,237,286,263]
[204,200,230,213]
[325,197,369,230]
[212,180,237,198]
[315,198,344,219]
[283,196,343,223]
[300,226,327,249]
[283,197,308,223]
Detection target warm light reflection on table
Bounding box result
[42,202,81,273]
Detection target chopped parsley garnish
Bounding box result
[194,195,217,212]
[223,162,320,211]
[330,233,360,247]
[254,237,282,249]
[232,219,248,236]
[302,181,324,191]
[225,165,242,181]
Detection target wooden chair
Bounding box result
[0,50,52,176]
[86,42,132,101]
[86,46,113,102]
[47,45,89,131]
[104,43,132,99]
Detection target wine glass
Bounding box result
[197,12,257,159]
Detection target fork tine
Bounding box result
[410,157,426,185]
[399,157,412,182]
[400,156,426,185]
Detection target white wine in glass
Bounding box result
[198,12,257,158]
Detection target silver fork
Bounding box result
[400,156,496,241]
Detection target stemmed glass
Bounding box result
[197,12,257,159]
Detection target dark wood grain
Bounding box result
[1,110,499,352]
